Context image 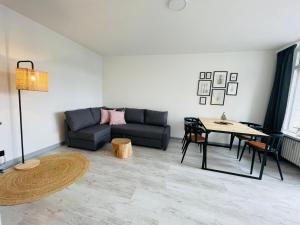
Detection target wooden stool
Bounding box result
[112,138,132,159]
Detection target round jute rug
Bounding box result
[0,152,89,206]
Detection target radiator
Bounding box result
[281,136,300,167]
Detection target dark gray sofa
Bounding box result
[64,107,170,151]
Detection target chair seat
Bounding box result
[246,140,268,150]
[188,133,205,143]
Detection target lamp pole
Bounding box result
[16,61,34,164]
[18,89,24,163]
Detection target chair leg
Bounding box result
[265,157,267,166]
[181,140,186,152]
[182,140,188,153]
[259,151,268,180]
[237,139,241,159]
[181,131,188,149]
[248,145,251,154]
[257,152,261,163]
[275,153,284,181]
[250,149,256,174]
[200,144,202,154]
[181,142,190,163]
[182,136,187,150]
[239,143,247,161]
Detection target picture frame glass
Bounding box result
[200,72,206,79]
[213,71,227,88]
[227,82,238,95]
[230,73,238,81]
[197,80,212,96]
[211,89,225,105]
[199,97,206,105]
[206,72,212,79]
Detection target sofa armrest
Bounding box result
[162,125,171,150]
[64,120,71,146]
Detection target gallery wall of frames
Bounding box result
[197,71,239,105]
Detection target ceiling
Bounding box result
[1,0,300,55]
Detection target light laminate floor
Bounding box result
[1,139,300,225]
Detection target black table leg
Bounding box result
[229,133,235,150]
[250,149,256,175]
[202,131,209,169]
[198,124,266,180]
[237,139,241,159]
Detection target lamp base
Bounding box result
[14,159,40,171]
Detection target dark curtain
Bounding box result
[263,44,297,133]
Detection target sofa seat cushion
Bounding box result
[111,123,165,140]
[69,124,111,142]
[65,109,96,131]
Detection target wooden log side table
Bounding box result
[111,138,133,159]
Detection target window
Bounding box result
[282,47,300,137]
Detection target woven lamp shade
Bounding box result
[16,68,48,92]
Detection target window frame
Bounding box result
[282,46,300,139]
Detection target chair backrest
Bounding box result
[185,122,206,142]
[184,117,199,124]
[267,132,284,152]
[184,117,199,130]
[240,121,262,130]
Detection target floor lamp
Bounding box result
[14,60,48,171]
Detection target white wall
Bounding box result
[103,52,276,141]
[0,5,103,162]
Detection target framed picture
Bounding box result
[211,89,225,105]
[197,80,212,96]
[206,72,212,79]
[199,97,206,105]
[213,71,228,88]
[227,82,238,95]
[200,72,206,79]
[230,73,238,81]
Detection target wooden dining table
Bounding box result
[199,118,268,179]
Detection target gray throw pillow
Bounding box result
[125,108,145,124]
[145,110,168,126]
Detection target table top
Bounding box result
[199,118,268,136]
[111,138,131,145]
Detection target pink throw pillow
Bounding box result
[100,109,114,124]
[109,111,126,125]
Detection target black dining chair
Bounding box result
[181,121,206,164]
[181,117,200,152]
[231,122,262,159]
[239,132,284,180]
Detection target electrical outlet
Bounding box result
[0,150,5,165]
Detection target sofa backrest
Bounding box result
[90,107,101,124]
[125,108,145,124]
[102,106,125,111]
[65,108,96,131]
[65,107,169,131]
[145,110,168,127]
